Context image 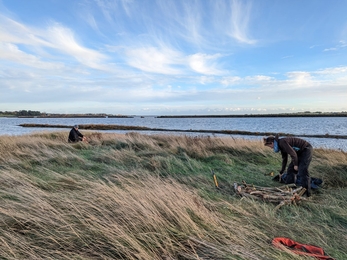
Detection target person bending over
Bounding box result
[264,135,313,197]
[68,125,86,143]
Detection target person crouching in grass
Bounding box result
[263,135,313,197]
[68,125,87,143]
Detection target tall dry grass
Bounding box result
[0,132,346,259]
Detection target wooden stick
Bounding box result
[297,188,306,197]
[278,183,297,189]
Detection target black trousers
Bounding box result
[285,145,313,189]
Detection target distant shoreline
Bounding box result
[2,112,347,118]
[0,116,134,118]
[156,113,347,118]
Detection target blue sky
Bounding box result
[1,0,347,115]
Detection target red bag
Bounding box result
[272,237,335,260]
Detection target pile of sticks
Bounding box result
[234,181,307,210]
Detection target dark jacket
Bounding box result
[68,127,84,143]
[277,137,310,173]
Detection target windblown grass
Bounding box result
[0,132,346,259]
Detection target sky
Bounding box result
[1,0,347,116]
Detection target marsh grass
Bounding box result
[0,132,346,259]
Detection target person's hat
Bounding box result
[74,125,79,128]
[263,135,275,145]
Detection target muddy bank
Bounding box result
[19,123,347,139]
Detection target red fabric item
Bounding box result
[272,237,335,260]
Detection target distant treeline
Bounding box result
[0,110,42,117]
[0,110,132,118]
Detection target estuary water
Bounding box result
[1,116,347,151]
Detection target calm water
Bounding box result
[1,116,347,151]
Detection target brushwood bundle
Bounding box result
[234,182,307,210]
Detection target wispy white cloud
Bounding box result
[124,46,183,74]
[285,71,314,87]
[1,0,346,114]
[220,76,241,86]
[227,0,256,44]
[0,43,63,70]
[324,40,347,51]
[188,53,225,75]
[152,0,204,47]
[281,55,293,59]
[314,66,347,75]
[197,76,216,85]
[94,0,119,24]
[84,13,99,32]
[0,15,50,46]
[245,75,274,83]
[47,24,108,70]
[1,15,109,71]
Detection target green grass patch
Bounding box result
[0,132,346,259]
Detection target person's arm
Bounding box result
[76,130,83,137]
[281,140,299,168]
[280,151,287,174]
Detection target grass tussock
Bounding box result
[0,131,346,259]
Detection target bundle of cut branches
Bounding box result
[233,181,307,210]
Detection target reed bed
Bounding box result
[0,132,346,259]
